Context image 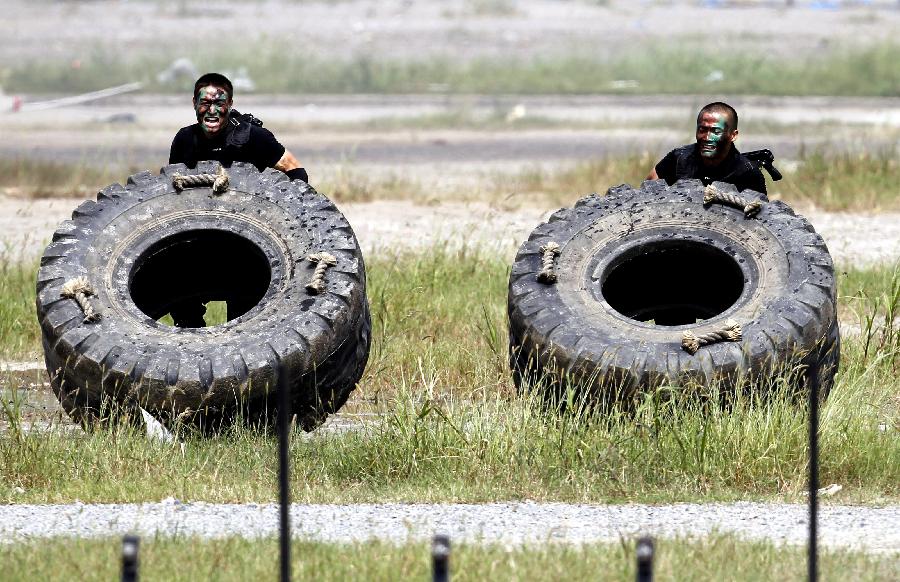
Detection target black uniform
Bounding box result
[654,144,767,196]
[166,114,307,328]
[169,116,285,171]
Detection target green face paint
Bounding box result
[696,112,731,160]
[194,85,232,137]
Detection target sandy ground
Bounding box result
[2,195,899,267]
[6,95,900,173]
[3,0,899,63]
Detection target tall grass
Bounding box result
[9,42,900,97]
[782,150,900,212]
[6,149,898,212]
[0,535,894,582]
[0,158,133,199]
[1,251,898,504]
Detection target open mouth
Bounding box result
[203,116,222,131]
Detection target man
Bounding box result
[647,102,767,195]
[167,73,308,328]
[169,72,308,181]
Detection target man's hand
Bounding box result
[646,168,659,181]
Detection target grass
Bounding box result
[779,150,900,212]
[0,535,896,581]
[0,158,136,199]
[4,148,899,211]
[8,41,900,97]
[1,250,898,504]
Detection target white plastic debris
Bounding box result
[505,104,526,123]
[140,407,175,443]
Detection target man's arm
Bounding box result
[744,168,768,197]
[274,150,301,172]
[648,149,676,182]
[169,128,189,165]
[275,150,309,183]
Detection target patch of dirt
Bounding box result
[3,195,898,267]
[3,0,898,63]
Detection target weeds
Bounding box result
[0,158,131,199]
[10,41,900,97]
[7,149,899,212]
[1,250,898,503]
[0,534,894,582]
[779,150,900,212]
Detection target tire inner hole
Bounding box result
[130,229,272,328]
[601,240,744,326]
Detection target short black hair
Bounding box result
[698,102,738,130]
[193,73,233,99]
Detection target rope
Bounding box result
[60,276,101,323]
[682,319,742,355]
[306,252,337,294]
[703,184,762,218]
[536,242,561,284]
[172,165,230,195]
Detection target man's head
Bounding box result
[193,73,234,137]
[695,102,739,163]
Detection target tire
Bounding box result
[508,179,840,406]
[36,161,371,432]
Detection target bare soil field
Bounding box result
[3,0,898,64]
[2,194,899,267]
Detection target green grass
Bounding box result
[2,251,898,504]
[478,150,900,213]
[0,158,136,199]
[8,41,900,97]
[0,535,895,582]
[5,148,899,212]
[779,150,900,212]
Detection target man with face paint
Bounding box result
[167,73,308,328]
[169,72,308,182]
[647,102,767,196]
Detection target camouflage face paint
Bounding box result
[696,112,731,160]
[194,85,232,137]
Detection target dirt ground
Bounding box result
[3,0,899,64]
[2,194,898,268]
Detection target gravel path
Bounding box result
[1,501,898,552]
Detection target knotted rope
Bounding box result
[682,319,742,355]
[703,185,762,218]
[172,165,229,195]
[536,242,561,284]
[306,252,337,294]
[60,276,101,323]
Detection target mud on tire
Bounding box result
[508,179,840,406]
[36,161,371,432]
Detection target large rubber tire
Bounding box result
[508,179,840,406]
[36,161,371,432]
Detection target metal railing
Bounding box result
[118,364,824,581]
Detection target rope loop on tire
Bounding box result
[682,319,742,354]
[537,242,562,284]
[703,185,762,218]
[172,165,230,195]
[306,252,337,294]
[60,277,101,323]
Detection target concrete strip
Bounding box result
[0,501,897,553]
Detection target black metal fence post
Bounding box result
[121,535,139,582]
[636,536,653,582]
[808,367,820,582]
[432,534,450,582]
[278,366,292,582]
